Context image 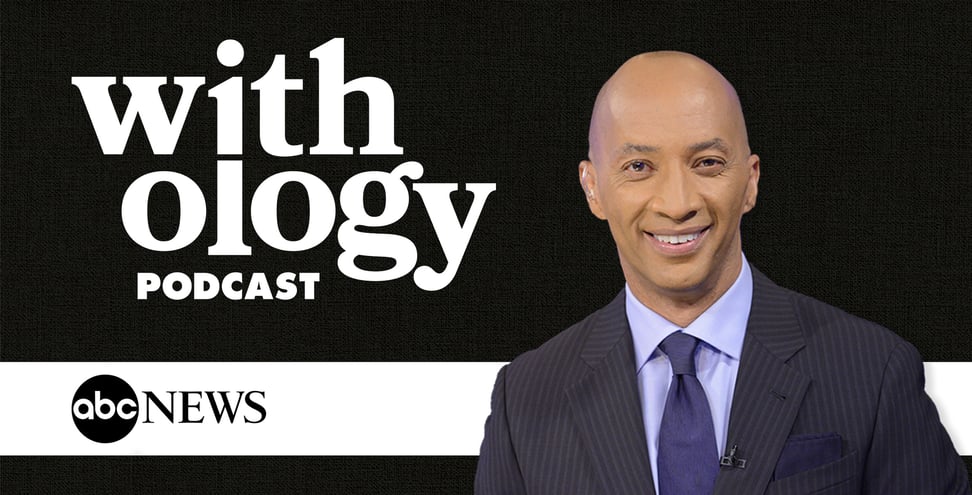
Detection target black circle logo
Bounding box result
[71,374,138,443]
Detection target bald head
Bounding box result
[578,51,761,321]
[588,51,749,165]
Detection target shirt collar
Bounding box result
[626,254,753,374]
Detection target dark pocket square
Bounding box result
[773,432,842,480]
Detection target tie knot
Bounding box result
[659,332,699,375]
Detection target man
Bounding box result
[475,52,968,494]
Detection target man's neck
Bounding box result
[627,259,745,328]
[634,291,720,328]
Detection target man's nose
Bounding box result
[648,166,701,222]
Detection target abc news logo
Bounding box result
[72,374,266,443]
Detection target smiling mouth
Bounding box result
[649,227,710,245]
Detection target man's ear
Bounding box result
[743,153,760,213]
[579,160,606,219]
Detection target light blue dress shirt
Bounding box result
[626,255,752,495]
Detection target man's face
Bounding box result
[581,76,759,303]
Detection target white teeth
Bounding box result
[653,232,700,244]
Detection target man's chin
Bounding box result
[643,258,729,293]
[622,255,722,300]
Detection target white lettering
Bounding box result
[71,76,204,155]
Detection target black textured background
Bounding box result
[2,1,970,492]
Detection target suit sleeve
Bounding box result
[863,341,970,494]
[475,365,527,495]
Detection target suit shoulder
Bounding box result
[503,301,611,391]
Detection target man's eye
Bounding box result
[695,158,726,175]
[624,160,651,173]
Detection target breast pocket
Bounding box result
[764,450,859,495]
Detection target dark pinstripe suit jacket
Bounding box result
[476,266,969,494]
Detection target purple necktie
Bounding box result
[657,332,719,495]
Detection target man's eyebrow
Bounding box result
[617,143,660,156]
[614,139,731,158]
[688,138,731,155]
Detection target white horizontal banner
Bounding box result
[0,362,504,455]
[0,362,969,455]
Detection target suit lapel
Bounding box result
[714,267,811,494]
[565,292,656,495]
